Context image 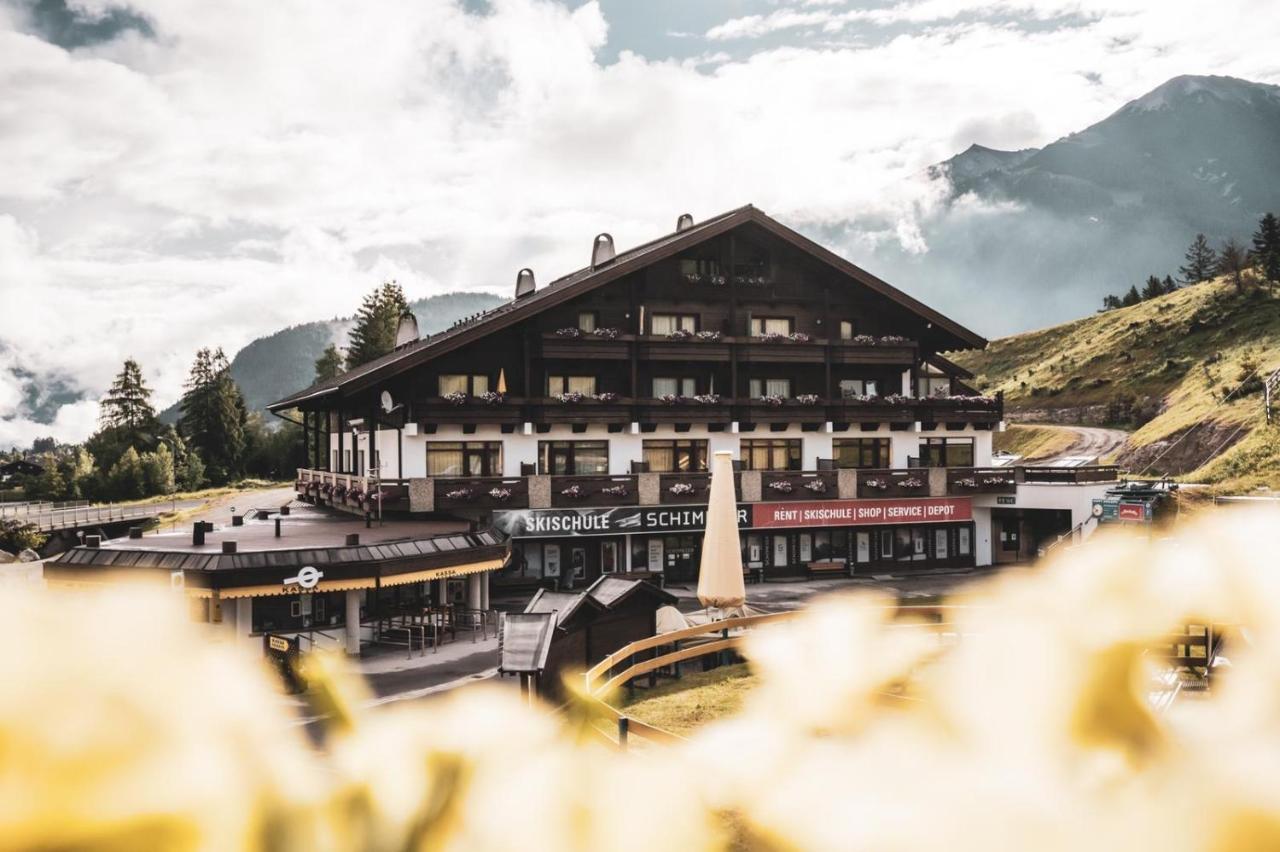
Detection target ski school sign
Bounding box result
[495,497,971,538]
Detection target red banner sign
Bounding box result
[751,497,972,529]
[1117,502,1147,521]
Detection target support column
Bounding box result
[480,572,490,610]
[345,590,362,656]
[236,598,254,650]
[467,572,482,610]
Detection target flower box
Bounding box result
[592,327,621,339]
[796,394,821,405]
[601,485,629,497]
[560,485,585,499]
[692,394,721,405]
[593,392,620,403]
[804,479,827,493]
[668,482,696,496]
[442,391,468,406]
[488,487,512,501]
[667,328,695,340]
[554,391,585,404]
[696,330,722,341]
[759,395,786,407]
[478,391,505,405]
[767,480,794,493]
[444,488,475,501]
[554,327,582,338]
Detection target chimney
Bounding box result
[515,268,536,299]
[676,213,694,232]
[394,311,419,348]
[591,233,616,268]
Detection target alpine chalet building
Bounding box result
[270,206,1117,590]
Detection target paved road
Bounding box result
[1028,424,1130,465]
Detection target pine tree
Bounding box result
[100,359,157,430]
[1101,294,1123,311]
[57,447,95,500]
[314,343,344,383]
[346,281,411,368]
[1162,275,1177,294]
[1218,238,1250,293]
[1251,212,1280,285]
[1141,275,1165,300]
[178,348,248,484]
[1179,234,1218,284]
[29,452,67,500]
[1121,285,1142,307]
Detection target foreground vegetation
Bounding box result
[621,663,758,736]
[11,514,1280,849]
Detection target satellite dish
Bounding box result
[381,390,395,413]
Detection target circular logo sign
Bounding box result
[284,565,323,589]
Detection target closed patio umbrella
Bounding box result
[697,450,746,611]
[497,368,508,394]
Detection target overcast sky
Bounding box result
[2,0,1278,446]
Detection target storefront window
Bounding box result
[642,439,708,472]
[426,442,502,477]
[833,438,891,469]
[919,438,974,467]
[538,440,609,475]
[740,438,802,471]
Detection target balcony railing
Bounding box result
[760,470,838,501]
[295,469,408,511]
[946,467,1017,495]
[658,471,743,504]
[434,477,530,510]
[543,332,919,367]
[856,469,932,499]
[550,475,637,508]
[1021,465,1121,484]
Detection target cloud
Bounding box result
[0,0,1278,443]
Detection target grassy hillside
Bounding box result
[992,424,1076,461]
[952,277,1280,489]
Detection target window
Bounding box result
[547,375,597,396]
[426,442,503,477]
[749,316,793,336]
[539,441,609,475]
[652,377,697,398]
[331,450,338,472]
[838,379,879,398]
[749,378,792,398]
[916,370,951,398]
[651,313,697,335]
[741,438,802,471]
[918,437,974,467]
[839,320,855,340]
[577,311,598,332]
[438,374,488,396]
[679,257,721,280]
[343,449,351,473]
[643,439,708,472]
[833,438,891,469]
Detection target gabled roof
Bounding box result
[524,587,605,627]
[586,576,678,610]
[269,205,986,411]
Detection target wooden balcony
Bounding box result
[528,397,634,426]
[856,469,932,499]
[759,470,839,501]
[946,467,1017,496]
[827,398,917,424]
[738,339,826,364]
[635,336,732,362]
[737,398,828,425]
[830,339,918,365]
[295,469,408,511]
[433,477,530,511]
[550,475,638,508]
[657,472,742,505]
[540,332,630,360]
[417,396,524,426]
[915,395,1003,424]
[636,397,733,424]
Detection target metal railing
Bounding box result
[21,502,164,532]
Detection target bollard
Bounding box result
[222,541,237,554]
[84,534,101,549]
[274,518,281,538]
[128,526,142,539]
[345,533,360,546]
[279,505,291,516]
[192,523,205,546]
[231,514,244,527]
[365,512,372,529]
